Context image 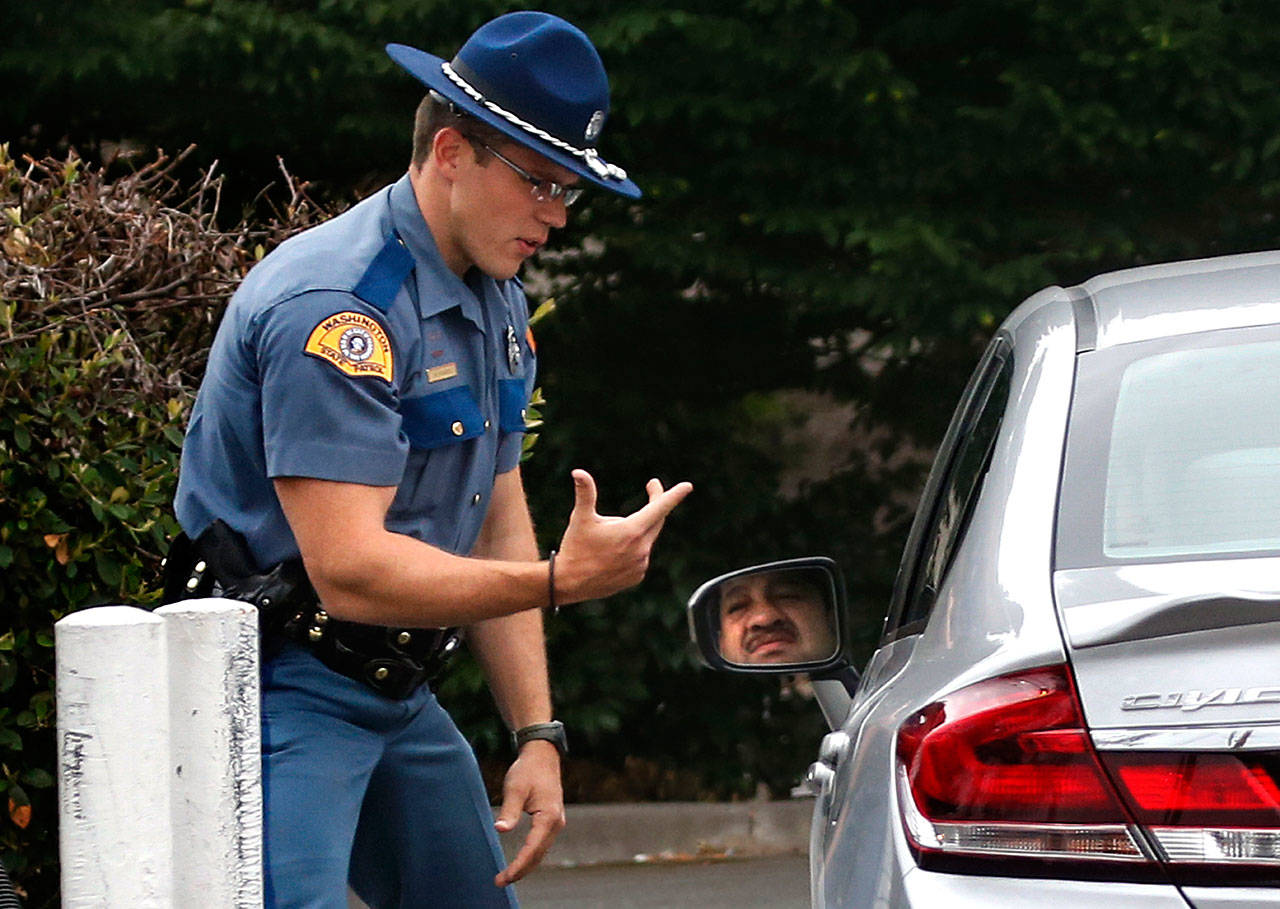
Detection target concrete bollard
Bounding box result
[156,599,263,907]
[55,600,263,908]
[55,605,174,907]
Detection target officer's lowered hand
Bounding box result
[554,469,692,604]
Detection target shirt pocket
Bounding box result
[498,378,529,433]
[400,385,486,449]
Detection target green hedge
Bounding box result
[0,145,328,905]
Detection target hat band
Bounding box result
[441,61,628,183]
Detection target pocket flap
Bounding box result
[400,386,485,450]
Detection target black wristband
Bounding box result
[513,720,568,757]
[547,549,558,614]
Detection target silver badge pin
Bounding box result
[506,324,521,373]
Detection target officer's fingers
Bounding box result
[646,477,663,502]
[569,469,599,518]
[630,482,692,531]
[630,481,693,529]
[494,810,563,887]
[494,844,538,888]
[493,771,534,835]
[493,792,523,834]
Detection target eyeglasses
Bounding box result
[476,141,584,207]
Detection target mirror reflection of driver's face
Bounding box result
[718,571,834,665]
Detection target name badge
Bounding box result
[427,362,458,383]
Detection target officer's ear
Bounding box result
[430,127,471,179]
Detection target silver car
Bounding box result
[688,251,1280,907]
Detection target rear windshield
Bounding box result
[1056,324,1280,568]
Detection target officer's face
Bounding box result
[450,137,578,280]
[718,571,836,665]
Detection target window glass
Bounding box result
[896,348,1013,631]
[1058,327,1280,567]
[1106,339,1280,559]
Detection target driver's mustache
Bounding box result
[744,617,797,653]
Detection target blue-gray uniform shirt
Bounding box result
[175,173,536,571]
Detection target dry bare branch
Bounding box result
[0,146,335,406]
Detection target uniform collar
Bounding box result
[387,173,491,331]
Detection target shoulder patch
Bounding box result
[304,311,394,381]
[352,234,414,313]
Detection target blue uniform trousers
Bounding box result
[260,643,518,909]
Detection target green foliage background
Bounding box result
[6,0,1280,902]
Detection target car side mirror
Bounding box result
[687,557,850,675]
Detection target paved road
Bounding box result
[515,854,810,908]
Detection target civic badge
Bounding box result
[585,110,605,143]
[506,324,521,373]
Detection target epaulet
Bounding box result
[352,233,414,313]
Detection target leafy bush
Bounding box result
[0,145,328,905]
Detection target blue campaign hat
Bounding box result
[387,11,641,199]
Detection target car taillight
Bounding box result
[1101,751,1280,873]
[897,664,1280,882]
[896,665,1153,867]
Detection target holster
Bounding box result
[161,519,313,639]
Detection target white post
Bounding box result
[55,600,264,908]
[55,606,173,907]
[155,599,263,907]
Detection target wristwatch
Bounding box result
[512,720,568,758]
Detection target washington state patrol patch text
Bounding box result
[304,311,394,380]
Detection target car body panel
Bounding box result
[1055,560,1280,651]
[1057,561,1280,734]
[895,866,1190,908]
[1071,620,1280,735]
[1082,250,1280,350]
[811,637,911,908]
[1178,889,1280,907]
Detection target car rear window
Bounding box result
[1056,324,1280,568]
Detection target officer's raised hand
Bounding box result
[554,469,693,604]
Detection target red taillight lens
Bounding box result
[1105,753,1280,827]
[1101,751,1280,874]
[896,665,1149,865]
[898,667,1131,825]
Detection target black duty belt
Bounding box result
[281,604,460,700]
[162,520,459,699]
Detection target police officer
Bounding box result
[173,11,691,907]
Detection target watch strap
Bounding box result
[512,720,568,757]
